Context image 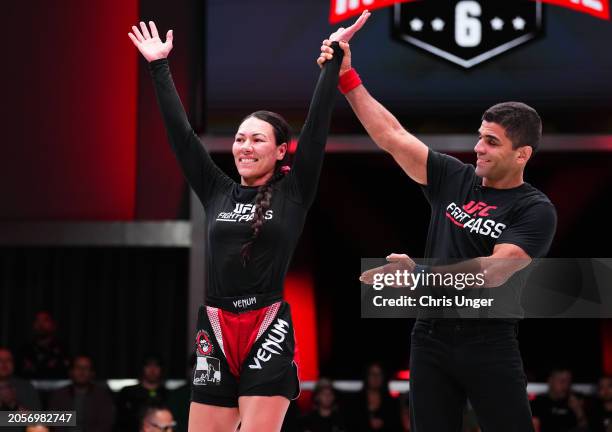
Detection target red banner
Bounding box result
[329,0,609,23]
[538,0,609,19]
[329,0,417,24]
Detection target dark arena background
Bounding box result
[2,0,612,431]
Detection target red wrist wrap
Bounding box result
[338,68,362,95]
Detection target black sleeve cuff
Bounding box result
[148,58,169,72]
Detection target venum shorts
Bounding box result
[191,292,300,408]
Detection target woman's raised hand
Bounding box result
[128,21,173,62]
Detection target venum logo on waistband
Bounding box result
[233,297,257,309]
[248,318,290,370]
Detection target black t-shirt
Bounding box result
[531,394,578,432]
[149,50,341,299]
[19,338,69,379]
[422,149,557,260]
[419,149,557,319]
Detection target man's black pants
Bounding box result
[409,319,534,432]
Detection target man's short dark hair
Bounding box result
[139,403,171,427]
[70,354,93,368]
[482,102,542,152]
[549,367,572,378]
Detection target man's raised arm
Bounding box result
[318,19,429,185]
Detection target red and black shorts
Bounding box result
[191,292,300,408]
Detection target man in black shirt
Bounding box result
[19,311,69,379]
[301,378,347,432]
[118,356,168,432]
[531,368,589,432]
[318,28,556,432]
[48,355,116,432]
[589,375,612,432]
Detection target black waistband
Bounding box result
[205,292,283,313]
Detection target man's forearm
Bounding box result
[345,85,407,151]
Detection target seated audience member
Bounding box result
[531,368,589,432]
[1,381,30,432]
[118,356,168,431]
[301,378,346,432]
[19,311,69,379]
[140,404,176,432]
[0,347,41,410]
[399,393,410,431]
[167,355,196,432]
[0,381,25,411]
[588,375,612,432]
[48,355,115,431]
[346,362,402,431]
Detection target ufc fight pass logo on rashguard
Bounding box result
[215,203,274,223]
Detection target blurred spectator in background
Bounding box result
[0,347,41,410]
[0,381,25,411]
[118,355,168,432]
[346,362,401,431]
[166,355,195,432]
[19,311,69,379]
[47,355,115,431]
[531,368,589,432]
[139,404,176,432]
[399,393,410,431]
[588,375,612,432]
[301,378,346,432]
[0,381,29,432]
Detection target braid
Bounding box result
[240,170,286,266]
[238,110,292,266]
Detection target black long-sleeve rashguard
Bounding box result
[149,48,341,300]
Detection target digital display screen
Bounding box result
[205,0,612,134]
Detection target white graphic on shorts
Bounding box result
[248,318,290,370]
[193,356,221,385]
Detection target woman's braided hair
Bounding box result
[240,111,292,266]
